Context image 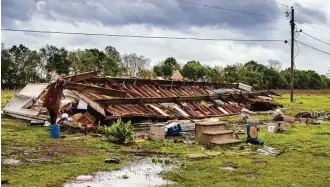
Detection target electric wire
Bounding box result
[1,28,285,42]
[172,0,289,20]
[301,31,330,46]
[295,40,330,56]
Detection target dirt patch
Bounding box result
[43,142,95,157]
[222,162,238,169]
[1,142,97,164]
[252,159,267,165]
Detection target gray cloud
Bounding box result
[2,0,285,29]
[293,2,328,24]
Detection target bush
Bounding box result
[99,119,134,144]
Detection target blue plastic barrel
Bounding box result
[49,124,60,138]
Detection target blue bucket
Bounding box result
[49,124,60,138]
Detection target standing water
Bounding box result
[64,157,175,187]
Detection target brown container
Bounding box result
[195,121,228,145]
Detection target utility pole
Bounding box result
[290,7,295,102]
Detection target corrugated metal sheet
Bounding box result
[18,83,48,98]
[3,95,44,120]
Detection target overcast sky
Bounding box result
[1,0,330,74]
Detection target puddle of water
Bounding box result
[64,157,174,187]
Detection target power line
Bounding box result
[172,0,289,20]
[1,28,285,42]
[301,31,330,46]
[295,40,330,55]
[295,21,330,34]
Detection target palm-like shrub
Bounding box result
[99,119,134,144]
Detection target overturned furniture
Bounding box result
[195,121,241,145]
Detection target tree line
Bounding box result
[2,43,330,89]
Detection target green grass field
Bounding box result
[1,92,330,187]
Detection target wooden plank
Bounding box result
[94,95,217,105]
[70,90,106,116]
[67,82,125,97]
[62,71,99,82]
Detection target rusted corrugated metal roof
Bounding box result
[6,72,280,121]
[74,77,249,120]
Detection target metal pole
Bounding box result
[290,7,295,102]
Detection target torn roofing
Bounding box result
[4,71,281,121]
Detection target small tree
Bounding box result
[99,119,134,144]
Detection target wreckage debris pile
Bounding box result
[3,71,282,131]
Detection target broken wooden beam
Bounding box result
[62,71,99,82]
[66,82,126,97]
[70,90,106,116]
[95,95,219,105]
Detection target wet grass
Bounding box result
[1,118,131,187]
[274,94,330,116]
[163,122,330,187]
[2,91,330,186]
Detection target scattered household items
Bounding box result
[195,121,241,145]
[165,122,182,136]
[3,71,281,126]
[150,125,166,141]
[246,124,264,145]
[104,158,120,164]
[267,122,286,133]
[49,124,61,138]
[271,109,284,121]
[295,111,330,123]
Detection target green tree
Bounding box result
[40,45,71,75]
[153,57,181,77]
[104,46,124,76]
[182,61,207,81]
[205,66,225,83]
[2,44,43,87]
[1,43,17,87]
[223,64,241,83]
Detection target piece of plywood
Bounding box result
[71,90,106,116]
